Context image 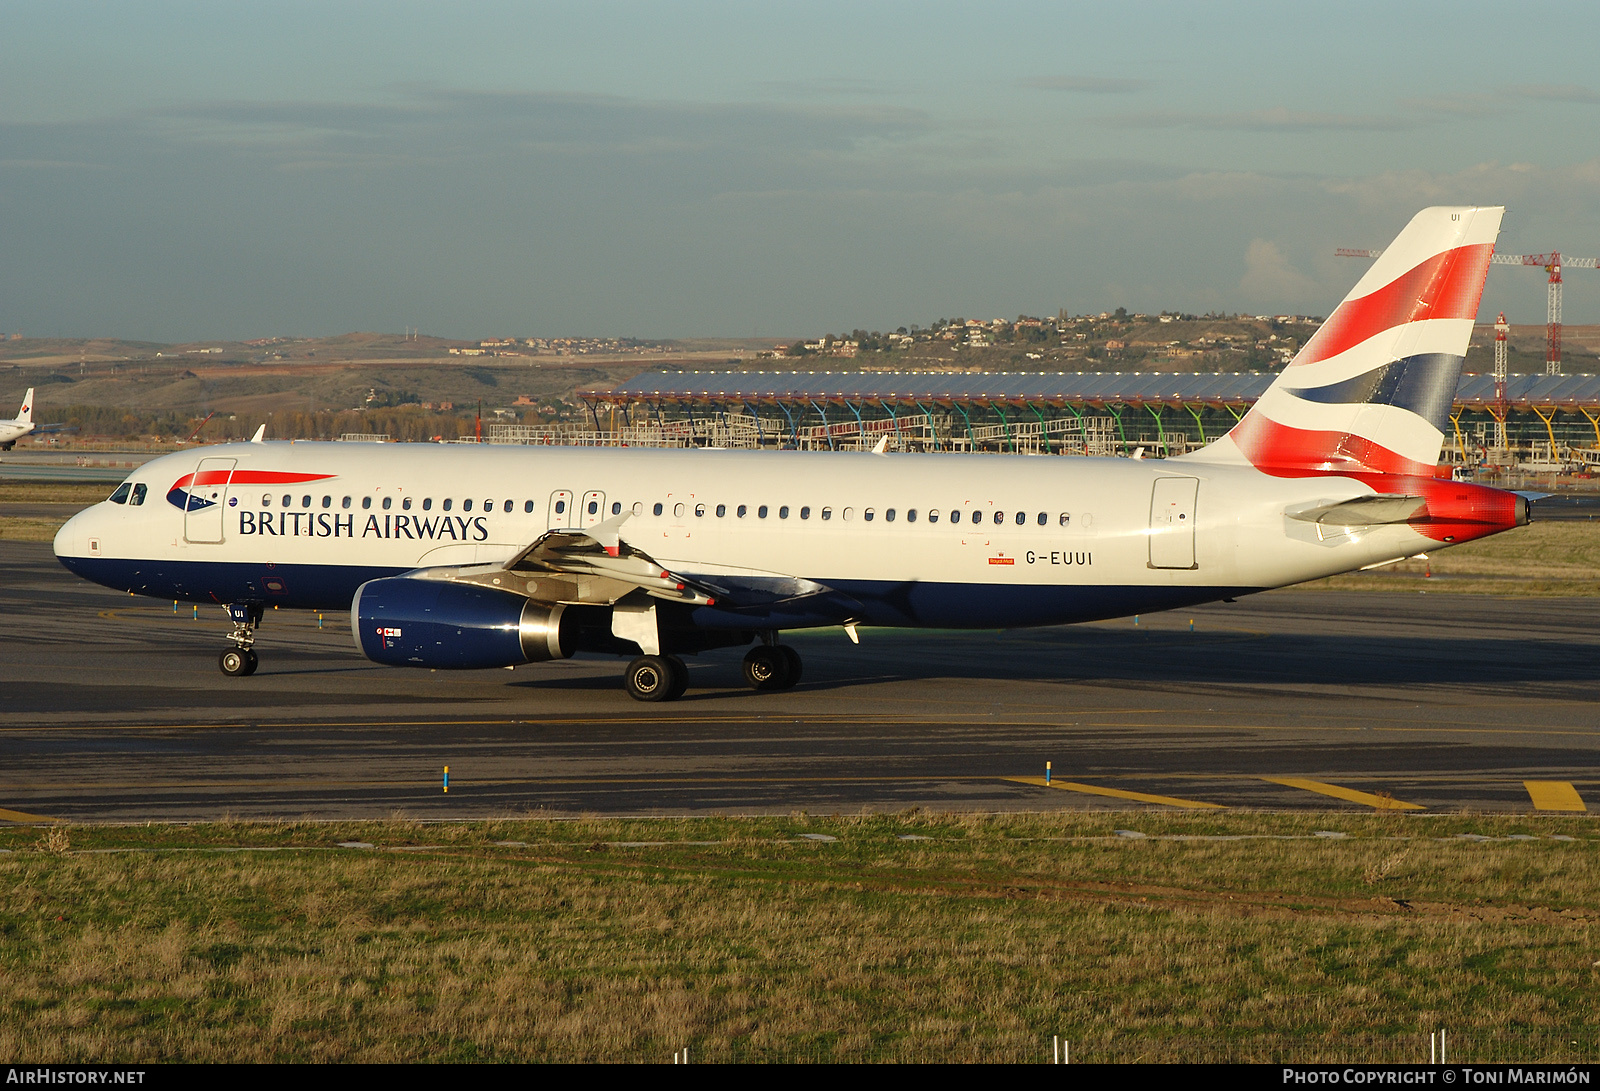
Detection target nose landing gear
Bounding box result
[219,602,263,677]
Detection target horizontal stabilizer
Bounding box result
[1286,494,1426,526]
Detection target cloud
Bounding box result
[1105,106,1415,132]
[1505,84,1600,104]
[1240,239,1322,307]
[1399,94,1498,119]
[149,87,937,169]
[1018,76,1149,94]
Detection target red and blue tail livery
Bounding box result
[1191,206,1500,479]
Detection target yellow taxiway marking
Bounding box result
[0,806,61,823]
[1005,776,1222,809]
[1261,777,1424,811]
[1524,781,1587,812]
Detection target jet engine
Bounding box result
[352,577,574,669]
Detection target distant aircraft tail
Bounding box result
[17,388,32,424]
[1183,205,1503,477]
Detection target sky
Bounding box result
[3,1,1599,341]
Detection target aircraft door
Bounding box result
[547,490,574,530]
[1148,476,1198,569]
[184,457,236,544]
[580,490,606,528]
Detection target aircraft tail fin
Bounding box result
[18,388,33,424]
[1183,205,1503,477]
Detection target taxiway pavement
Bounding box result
[2,541,1596,821]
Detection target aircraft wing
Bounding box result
[412,511,854,620]
[503,513,719,605]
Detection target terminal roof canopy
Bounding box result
[580,371,1600,409]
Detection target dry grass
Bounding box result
[0,516,70,541]
[0,484,104,540]
[0,812,1595,1063]
[0,484,112,505]
[1312,522,1600,596]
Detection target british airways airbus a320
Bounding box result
[54,207,1527,701]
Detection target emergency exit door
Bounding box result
[547,490,574,530]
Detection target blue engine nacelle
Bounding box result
[352,577,575,669]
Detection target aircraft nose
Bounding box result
[54,505,92,559]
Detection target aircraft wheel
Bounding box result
[219,648,252,676]
[625,655,682,702]
[240,650,259,676]
[664,655,690,700]
[742,645,794,691]
[778,645,802,687]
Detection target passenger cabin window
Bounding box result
[483,499,491,511]
[864,508,875,522]
[993,511,1004,525]
[588,500,599,515]
[674,503,685,518]
[383,497,392,510]
[737,504,747,518]
[1059,513,1070,526]
[283,494,293,507]
[800,506,810,520]
[779,505,789,519]
[821,507,832,521]
[262,494,273,506]
[422,498,432,511]
[631,501,642,515]
[757,505,768,518]
[322,495,332,509]
[1037,512,1047,526]
[363,497,372,510]
[442,499,452,511]
[341,496,351,509]
[906,509,916,523]
[716,504,726,517]
[402,498,412,511]
[526,500,536,513]
[554,500,564,514]
[464,499,474,512]
[1015,511,1025,526]
[695,504,706,517]
[928,510,939,523]
[951,510,962,523]
[885,508,895,522]
[608,501,618,515]
[108,483,131,504]
[843,507,855,521]
[302,495,312,508]
[652,502,663,516]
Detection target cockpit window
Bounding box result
[129,483,147,506]
[108,483,131,505]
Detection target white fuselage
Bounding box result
[0,418,32,447]
[54,440,1438,630]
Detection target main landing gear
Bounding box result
[620,638,803,702]
[742,643,801,692]
[623,654,690,702]
[218,603,263,677]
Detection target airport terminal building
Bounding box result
[532,370,1600,474]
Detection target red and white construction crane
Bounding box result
[1336,246,1598,375]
